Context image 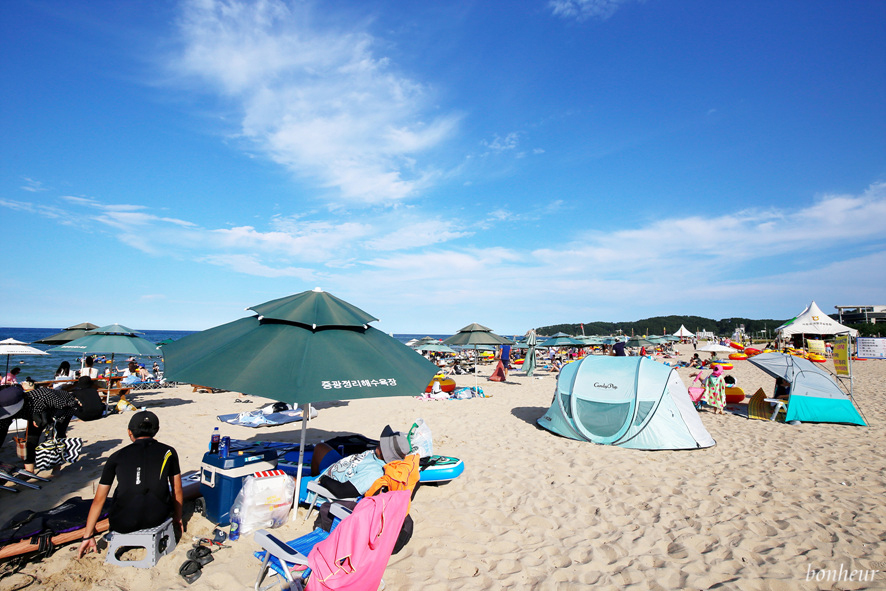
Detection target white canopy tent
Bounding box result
[673,325,693,337]
[776,301,858,338]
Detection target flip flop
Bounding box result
[179,559,202,584]
[187,545,214,566]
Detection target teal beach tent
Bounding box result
[538,356,715,450]
[748,353,866,426]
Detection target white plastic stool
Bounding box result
[105,518,176,568]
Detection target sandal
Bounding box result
[179,559,202,584]
[187,545,214,566]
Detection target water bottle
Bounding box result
[210,427,220,454]
[219,436,230,459]
[229,508,241,541]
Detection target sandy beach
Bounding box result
[2,345,884,590]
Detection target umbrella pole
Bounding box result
[293,404,309,518]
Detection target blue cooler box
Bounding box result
[199,449,277,526]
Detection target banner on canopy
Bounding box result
[833,335,851,376]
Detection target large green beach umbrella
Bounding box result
[162,288,439,499]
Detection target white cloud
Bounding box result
[549,0,640,21]
[482,132,520,152]
[170,0,459,205]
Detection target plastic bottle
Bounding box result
[210,427,220,454]
[229,508,241,541]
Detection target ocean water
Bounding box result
[0,328,452,382]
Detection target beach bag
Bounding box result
[687,374,704,403]
[14,436,27,461]
[34,436,83,471]
[230,470,295,536]
[407,419,433,458]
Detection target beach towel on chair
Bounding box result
[306,490,410,591]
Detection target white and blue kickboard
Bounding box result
[419,455,464,483]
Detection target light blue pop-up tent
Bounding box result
[538,356,715,450]
[748,353,866,426]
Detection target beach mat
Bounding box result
[217,406,319,428]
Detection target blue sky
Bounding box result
[2,0,884,335]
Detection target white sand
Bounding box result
[2,345,884,590]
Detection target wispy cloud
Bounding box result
[20,178,48,192]
[3,182,884,328]
[549,0,640,21]
[169,0,459,205]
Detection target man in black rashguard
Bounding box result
[77,411,184,558]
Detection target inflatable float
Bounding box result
[728,353,748,361]
[744,347,762,357]
[808,354,826,363]
[419,455,465,483]
[425,376,456,393]
[729,342,745,350]
[724,387,746,404]
[710,362,733,371]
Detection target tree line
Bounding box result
[537,315,788,338]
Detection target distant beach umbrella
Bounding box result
[0,338,49,375]
[443,323,514,390]
[34,322,99,345]
[162,288,439,502]
[624,337,654,349]
[415,343,457,354]
[537,336,585,348]
[49,324,160,359]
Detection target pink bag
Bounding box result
[687,373,705,402]
[307,490,410,591]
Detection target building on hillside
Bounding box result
[834,305,886,325]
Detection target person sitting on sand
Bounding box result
[313,425,410,499]
[77,411,184,558]
[53,361,76,388]
[773,377,791,400]
[1,367,21,385]
[79,356,99,380]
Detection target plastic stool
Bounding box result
[105,518,176,568]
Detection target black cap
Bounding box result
[128,410,159,433]
[0,385,24,419]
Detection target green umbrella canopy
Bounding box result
[537,336,585,348]
[523,329,538,376]
[49,324,160,357]
[442,324,514,347]
[415,343,457,354]
[250,288,377,328]
[625,337,655,348]
[35,322,99,345]
[162,290,438,405]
